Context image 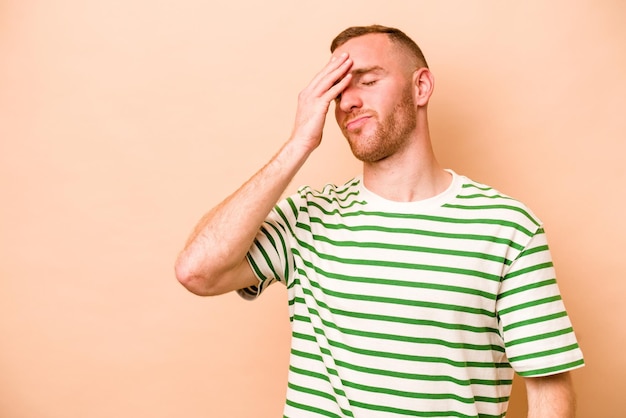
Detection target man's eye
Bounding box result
[361,80,377,86]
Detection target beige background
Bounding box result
[1,1,625,417]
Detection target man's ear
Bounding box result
[413,67,435,107]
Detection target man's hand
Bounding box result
[290,52,353,152]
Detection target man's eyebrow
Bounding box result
[350,66,386,77]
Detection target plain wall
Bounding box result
[1,1,625,417]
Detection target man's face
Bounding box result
[333,34,417,163]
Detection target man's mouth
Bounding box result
[345,115,371,131]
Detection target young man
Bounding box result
[175,25,584,417]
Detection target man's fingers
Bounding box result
[326,72,352,101]
[307,53,352,97]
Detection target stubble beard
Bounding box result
[344,88,417,163]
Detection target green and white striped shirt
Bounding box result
[241,170,584,418]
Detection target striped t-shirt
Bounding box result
[240,170,584,418]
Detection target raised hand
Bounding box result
[290,52,353,152]
[176,53,353,297]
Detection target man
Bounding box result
[175,25,584,417]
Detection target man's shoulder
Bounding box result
[452,174,543,230]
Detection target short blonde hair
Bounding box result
[330,24,429,69]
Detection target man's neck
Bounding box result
[362,140,451,203]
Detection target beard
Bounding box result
[342,87,417,163]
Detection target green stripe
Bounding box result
[310,233,511,265]
[516,359,585,377]
[503,311,568,332]
[318,285,495,318]
[461,183,492,192]
[503,261,554,280]
[442,203,540,228]
[305,217,524,250]
[332,329,504,353]
[342,379,507,405]
[507,327,574,347]
[498,278,556,299]
[498,295,562,315]
[348,399,503,417]
[285,399,343,418]
[456,193,513,200]
[508,343,581,363]
[255,227,281,282]
[288,382,337,402]
[246,252,266,282]
[517,244,549,258]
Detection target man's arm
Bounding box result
[524,372,576,418]
[174,53,353,296]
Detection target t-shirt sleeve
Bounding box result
[497,228,584,377]
[236,194,300,301]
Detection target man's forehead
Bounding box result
[335,34,419,76]
[350,65,386,77]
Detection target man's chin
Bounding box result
[349,144,388,163]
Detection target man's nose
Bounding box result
[338,85,362,113]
